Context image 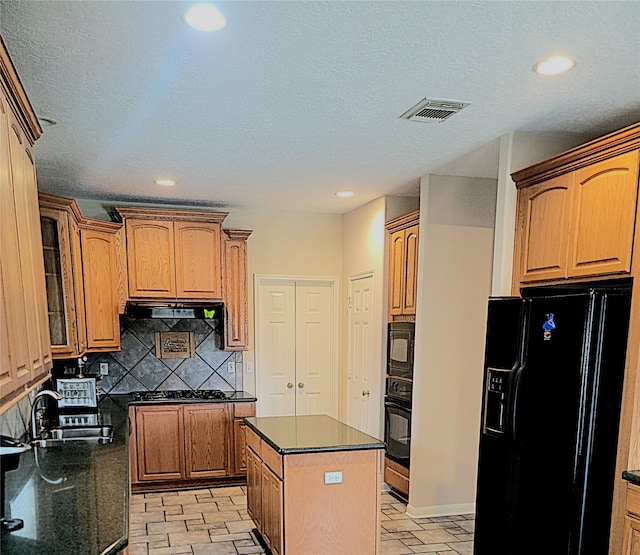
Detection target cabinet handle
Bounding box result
[362,389,370,397]
[298,382,305,389]
[287,382,294,389]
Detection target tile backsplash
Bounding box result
[78,316,243,394]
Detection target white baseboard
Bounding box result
[406,502,475,519]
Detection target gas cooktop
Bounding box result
[132,389,229,402]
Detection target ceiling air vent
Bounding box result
[400,98,470,123]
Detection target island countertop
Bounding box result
[243,414,384,455]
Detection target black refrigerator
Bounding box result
[473,284,632,555]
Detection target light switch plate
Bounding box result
[246,362,253,374]
[227,361,235,374]
[324,471,343,485]
[99,362,109,376]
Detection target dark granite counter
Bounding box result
[128,390,256,406]
[1,394,131,555]
[244,414,384,454]
[1,391,257,555]
[623,470,640,486]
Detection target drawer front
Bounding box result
[628,484,640,518]
[261,440,283,479]
[234,402,256,418]
[245,427,261,458]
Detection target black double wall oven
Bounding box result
[384,322,414,469]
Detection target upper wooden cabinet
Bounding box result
[512,125,640,287]
[386,211,419,322]
[1,38,52,409]
[116,207,227,300]
[223,230,252,350]
[38,193,125,356]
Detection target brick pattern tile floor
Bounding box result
[128,486,475,555]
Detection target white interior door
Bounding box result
[256,276,337,417]
[295,282,333,416]
[346,273,381,437]
[256,279,296,416]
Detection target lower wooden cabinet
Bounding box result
[384,456,409,498]
[624,483,640,555]
[130,401,255,491]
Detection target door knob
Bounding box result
[298,382,305,389]
[287,382,294,389]
[362,389,370,397]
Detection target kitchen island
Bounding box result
[244,414,385,555]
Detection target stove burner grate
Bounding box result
[133,389,229,402]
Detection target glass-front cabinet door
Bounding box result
[39,207,85,357]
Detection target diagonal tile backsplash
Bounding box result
[83,316,243,394]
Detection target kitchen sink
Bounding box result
[31,425,113,447]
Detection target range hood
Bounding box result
[126,301,223,319]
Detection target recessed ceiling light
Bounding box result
[38,116,57,127]
[184,4,226,31]
[532,55,577,76]
[336,191,354,198]
[154,179,176,187]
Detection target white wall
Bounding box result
[408,175,496,518]
[341,197,386,435]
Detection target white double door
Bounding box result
[256,276,337,417]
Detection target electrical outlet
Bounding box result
[324,471,343,485]
[227,361,235,374]
[246,362,253,374]
[99,362,109,376]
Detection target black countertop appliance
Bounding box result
[473,284,632,555]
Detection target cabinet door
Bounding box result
[81,229,120,350]
[568,150,639,278]
[0,95,31,394]
[8,117,52,380]
[174,222,222,299]
[403,225,419,315]
[623,516,640,555]
[40,209,83,358]
[184,404,231,479]
[126,219,175,298]
[223,233,250,349]
[517,174,573,283]
[388,230,406,318]
[136,406,185,481]
[261,464,283,555]
[246,447,262,527]
[233,403,255,475]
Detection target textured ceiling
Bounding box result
[1,1,639,214]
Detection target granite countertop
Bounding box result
[244,414,384,455]
[1,394,131,555]
[128,391,257,406]
[623,470,640,486]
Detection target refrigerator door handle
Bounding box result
[510,363,525,442]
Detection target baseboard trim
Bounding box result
[406,502,475,519]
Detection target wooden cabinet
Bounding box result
[130,401,255,491]
[623,483,640,555]
[246,429,284,555]
[116,207,227,300]
[384,456,409,498]
[245,425,382,554]
[223,230,252,350]
[0,38,52,409]
[135,405,185,482]
[386,211,419,321]
[184,403,232,479]
[513,144,639,285]
[38,193,125,355]
[233,402,255,474]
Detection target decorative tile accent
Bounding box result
[82,317,242,395]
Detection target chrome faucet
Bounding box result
[30,390,62,440]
